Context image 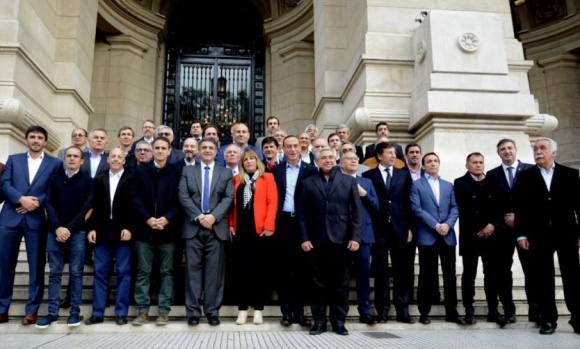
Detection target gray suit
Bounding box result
[178,163,234,318]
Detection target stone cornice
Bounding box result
[107,34,149,57]
[519,14,580,60]
[278,41,314,63]
[0,99,60,151]
[99,0,165,46]
[264,0,313,43]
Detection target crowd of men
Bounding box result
[0,117,578,337]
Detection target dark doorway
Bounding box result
[163,0,266,147]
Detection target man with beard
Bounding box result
[181,138,199,167]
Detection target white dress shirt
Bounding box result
[27,152,44,184]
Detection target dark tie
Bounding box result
[203,166,210,213]
[507,166,514,188]
[385,168,392,189]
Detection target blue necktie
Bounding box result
[202,166,210,213]
[507,166,514,188]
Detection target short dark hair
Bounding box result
[117,126,135,138]
[375,122,389,133]
[405,143,421,154]
[266,116,279,124]
[203,125,218,136]
[200,137,218,149]
[466,152,484,163]
[282,135,299,146]
[71,128,87,137]
[64,146,82,156]
[374,141,396,161]
[191,120,202,127]
[421,152,440,166]
[261,136,279,149]
[496,138,515,150]
[25,125,48,140]
[153,136,171,148]
[327,133,339,142]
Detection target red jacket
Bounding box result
[229,172,278,234]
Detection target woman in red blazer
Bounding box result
[229,149,278,325]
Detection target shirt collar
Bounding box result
[27,151,45,160]
[286,160,301,169]
[378,164,392,172]
[425,173,439,181]
[109,169,124,179]
[65,169,79,178]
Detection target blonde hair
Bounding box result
[238,149,265,180]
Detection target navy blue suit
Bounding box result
[0,152,61,315]
[353,175,379,316]
[362,166,414,320]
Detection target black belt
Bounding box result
[280,211,295,218]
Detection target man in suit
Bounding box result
[404,143,424,181]
[178,137,234,326]
[255,116,279,150]
[261,137,279,171]
[224,144,241,176]
[125,141,153,171]
[36,146,93,329]
[0,125,62,325]
[129,119,156,155]
[336,124,364,163]
[305,124,319,144]
[454,152,508,326]
[271,135,318,327]
[56,128,89,160]
[410,152,464,325]
[340,142,369,176]
[362,142,415,323]
[514,137,580,335]
[216,123,263,166]
[81,128,109,179]
[486,138,532,323]
[131,136,182,326]
[364,122,404,161]
[298,132,315,164]
[117,126,135,158]
[340,150,379,325]
[85,148,134,326]
[156,125,184,164]
[297,146,362,336]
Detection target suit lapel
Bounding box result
[210,166,220,194]
[313,173,327,198]
[423,177,439,207]
[19,155,31,186]
[29,155,50,189]
[194,163,203,194]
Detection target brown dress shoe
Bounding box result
[0,314,8,323]
[22,313,37,325]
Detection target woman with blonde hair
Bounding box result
[229,150,278,324]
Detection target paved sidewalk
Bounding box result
[2,324,579,349]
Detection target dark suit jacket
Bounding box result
[362,166,413,241]
[355,145,364,164]
[486,161,533,221]
[297,167,362,246]
[81,151,109,178]
[0,162,4,204]
[364,143,404,161]
[178,163,234,241]
[410,176,459,246]
[0,153,61,229]
[356,175,380,244]
[87,170,134,245]
[514,163,580,245]
[271,160,318,222]
[131,161,182,242]
[453,172,496,255]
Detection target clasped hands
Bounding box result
[16,196,39,214]
[197,214,215,230]
[476,223,495,239]
[435,223,450,236]
[147,216,170,230]
[301,240,360,252]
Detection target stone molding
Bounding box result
[107,34,149,57]
[519,14,580,60]
[99,0,165,46]
[0,99,60,151]
[264,0,313,43]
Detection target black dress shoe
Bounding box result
[84,315,103,325]
[208,316,220,326]
[377,311,389,323]
[445,315,465,325]
[187,316,200,326]
[539,322,556,335]
[464,313,477,325]
[115,316,128,325]
[487,312,506,326]
[505,314,516,324]
[332,324,349,336]
[359,314,377,325]
[309,323,327,335]
[396,314,414,324]
[280,313,292,327]
[419,315,431,325]
[292,314,311,327]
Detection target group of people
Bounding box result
[0,116,578,337]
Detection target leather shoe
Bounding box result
[332,324,349,336]
[115,316,128,325]
[419,315,431,325]
[22,313,37,325]
[309,323,327,335]
[0,314,8,323]
[487,311,507,326]
[280,313,292,327]
[377,311,389,323]
[505,314,516,324]
[359,313,377,325]
[208,316,220,326]
[396,315,414,324]
[292,314,311,327]
[464,313,477,325]
[445,315,465,325]
[187,316,200,326]
[539,322,556,335]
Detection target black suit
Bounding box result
[514,163,580,328]
[486,161,535,318]
[355,145,364,164]
[81,151,109,178]
[297,167,362,325]
[364,143,404,161]
[363,166,414,320]
[271,161,318,318]
[454,172,513,316]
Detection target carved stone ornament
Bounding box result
[458,32,479,53]
[416,40,426,63]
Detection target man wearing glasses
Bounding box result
[57,128,89,161]
[130,120,156,155]
[340,142,369,176]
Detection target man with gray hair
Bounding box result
[336,124,364,163]
[156,125,184,164]
[305,124,319,143]
[81,128,109,179]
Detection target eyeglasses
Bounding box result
[71,133,86,138]
[341,148,354,153]
[136,148,151,153]
[158,132,171,137]
[143,126,155,129]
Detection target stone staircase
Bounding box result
[8,240,569,322]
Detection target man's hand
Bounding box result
[301,241,313,252]
[357,184,367,197]
[87,230,97,244]
[347,240,360,252]
[55,227,71,243]
[407,230,413,243]
[504,213,515,228]
[17,196,39,213]
[477,224,495,238]
[120,229,131,241]
[199,214,216,230]
[436,223,450,236]
[518,238,529,251]
[229,226,235,241]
